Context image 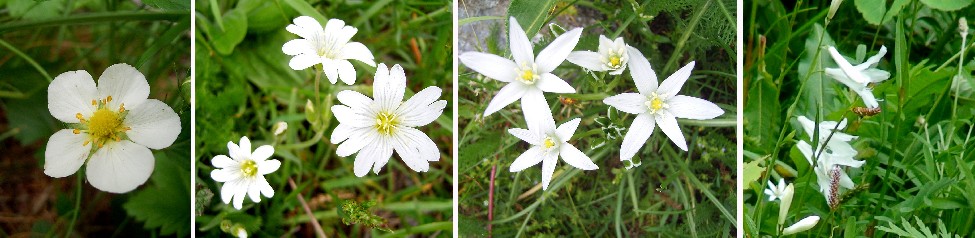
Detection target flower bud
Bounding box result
[778,183,795,226]
[827,0,843,22]
[783,216,820,235]
[273,121,288,136]
[960,17,969,36]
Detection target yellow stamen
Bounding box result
[73,129,80,134]
[543,137,555,149]
[375,111,398,135]
[91,100,96,105]
[106,96,112,102]
[240,160,258,177]
[119,103,126,113]
[609,55,621,68]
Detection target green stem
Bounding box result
[0,11,187,33]
[661,0,711,73]
[67,169,83,236]
[0,39,52,82]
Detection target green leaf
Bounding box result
[919,0,974,11]
[143,0,190,11]
[204,8,248,55]
[8,0,65,21]
[853,0,909,25]
[458,215,488,237]
[123,152,191,237]
[741,158,765,191]
[506,0,560,39]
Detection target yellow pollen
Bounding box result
[91,100,96,105]
[646,93,667,114]
[240,160,258,177]
[650,98,663,110]
[73,129,80,134]
[375,111,398,135]
[543,137,555,149]
[521,70,535,82]
[609,55,621,68]
[119,103,126,113]
[88,108,123,138]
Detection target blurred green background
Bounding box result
[0,0,191,237]
[193,0,453,237]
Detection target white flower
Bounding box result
[782,216,820,235]
[566,35,631,75]
[44,63,181,193]
[330,63,447,177]
[508,107,597,190]
[458,17,582,117]
[604,52,724,162]
[795,116,864,204]
[211,136,281,210]
[764,178,788,201]
[825,45,890,108]
[283,16,376,85]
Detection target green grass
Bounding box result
[0,0,191,236]
[457,0,737,236]
[193,0,453,237]
[743,0,975,237]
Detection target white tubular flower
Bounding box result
[211,136,281,210]
[778,183,795,226]
[459,17,582,117]
[782,216,820,235]
[796,116,858,157]
[283,16,376,85]
[566,35,630,75]
[508,107,597,190]
[825,45,890,108]
[330,63,447,177]
[764,178,788,201]
[44,63,181,193]
[604,50,724,163]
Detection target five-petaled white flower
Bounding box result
[566,35,632,75]
[825,45,890,108]
[283,16,376,85]
[508,108,597,190]
[45,63,181,193]
[795,116,864,203]
[210,136,281,210]
[331,63,447,177]
[604,50,724,163]
[459,17,582,118]
[764,178,789,201]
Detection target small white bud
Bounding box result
[778,183,795,226]
[273,121,288,136]
[783,216,820,235]
[960,17,969,36]
[827,0,844,22]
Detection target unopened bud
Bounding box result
[273,121,288,136]
[827,0,843,22]
[783,216,820,235]
[960,17,969,36]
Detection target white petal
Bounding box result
[535,73,576,93]
[339,42,376,66]
[399,127,441,162]
[520,90,556,133]
[459,52,517,82]
[286,16,324,40]
[259,159,281,175]
[604,93,648,115]
[251,145,274,162]
[282,39,314,56]
[559,144,598,170]
[656,113,688,151]
[97,63,149,111]
[855,45,887,70]
[322,58,340,84]
[796,141,815,166]
[86,140,154,193]
[124,99,181,149]
[397,86,446,127]
[210,168,238,182]
[248,180,262,203]
[782,216,820,235]
[373,64,407,111]
[259,176,274,198]
[331,105,373,127]
[220,179,238,204]
[861,68,891,83]
[855,88,880,108]
[667,95,724,120]
[555,118,581,143]
[336,128,377,157]
[322,19,348,39]
[211,155,236,168]
[237,136,252,160]
[535,27,582,73]
[509,146,543,172]
[390,133,429,173]
[43,130,91,177]
[508,17,534,66]
[289,54,321,70]
[330,123,356,144]
[353,139,390,176]
[827,46,871,85]
[657,61,695,97]
[48,70,97,123]
[626,46,657,95]
[483,83,528,117]
[335,59,357,85]
[336,90,373,109]
[232,180,247,209]
[540,153,558,190]
[508,128,541,145]
[620,113,655,161]
[566,51,607,72]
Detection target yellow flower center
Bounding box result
[75,96,130,148]
[240,159,258,177]
[519,69,537,85]
[609,55,622,68]
[645,93,667,114]
[375,111,398,135]
[543,137,556,149]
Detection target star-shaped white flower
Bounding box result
[283,16,376,85]
[603,51,724,163]
[566,35,632,75]
[508,108,597,190]
[764,178,789,201]
[459,17,582,118]
[825,45,890,108]
[210,136,281,210]
[330,63,447,177]
[44,63,181,193]
[795,116,864,202]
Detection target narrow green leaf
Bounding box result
[506,0,559,39]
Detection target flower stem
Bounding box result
[488,164,497,236]
[288,178,327,238]
[66,169,83,236]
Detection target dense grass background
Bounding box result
[457,0,737,237]
[744,0,975,237]
[0,0,191,236]
[193,0,453,237]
